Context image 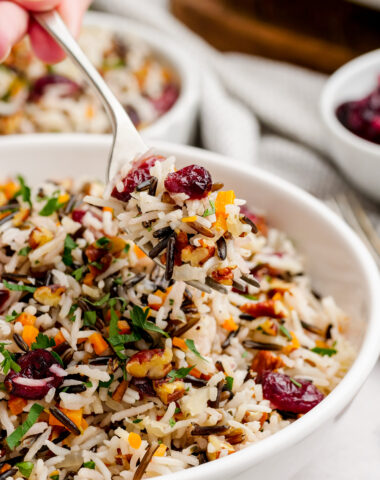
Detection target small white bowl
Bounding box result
[320,49,380,201]
[1,134,380,479]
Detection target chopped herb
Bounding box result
[133,418,143,424]
[6,403,44,449]
[62,235,77,266]
[279,324,292,341]
[3,280,36,293]
[123,244,130,253]
[99,374,114,388]
[290,377,302,388]
[311,347,337,357]
[242,351,248,359]
[243,294,258,301]
[39,195,64,216]
[130,305,169,337]
[15,461,34,478]
[31,333,55,350]
[72,265,86,282]
[18,246,32,256]
[225,376,234,391]
[83,293,110,307]
[15,175,32,207]
[50,475,59,480]
[109,296,127,312]
[185,339,207,361]
[89,261,103,270]
[0,382,6,391]
[50,351,64,367]
[95,237,110,248]
[175,407,181,414]
[5,310,20,322]
[167,365,194,382]
[114,276,123,286]
[68,303,78,322]
[203,200,215,217]
[169,418,176,427]
[108,308,127,360]
[0,343,21,374]
[169,299,174,306]
[108,332,141,346]
[83,461,96,469]
[83,311,97,327]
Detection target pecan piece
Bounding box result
[153,378,185,404]
[126,348,172,380]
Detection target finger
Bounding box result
[0,2,28,62]
[13,0,61,12]
[29,0,92,63]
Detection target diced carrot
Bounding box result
[212,214,227,232]
[54,330,65,347]
[89,332,108,355]
[58,193,70,204]
[149,287,172,311]
[215,190,236,215]
[282,331,300,354]
[221,317,238,332]
[83,271,95,286]
[259,412,269,427]
[181,216,197,223]
[3,181,19,200]
[128,431,142,449]
[49,408,83,429]
[272,292,283,301]
[8,396,27,415]
[17,312,36,326]
[86,105,94,119]
[109,236,126,254]
[103,206,113,213]
[50,471,59,479]
[154,444,167,457]
[172,337,187,351]
[22,325,39,347]
[134,244,146,259]
[112,380,129,402]
[0,464,11,474]
[117,320,131,334]
[189,367,202,378]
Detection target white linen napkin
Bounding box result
[92,2,380,478]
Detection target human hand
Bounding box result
[0,0,91,63]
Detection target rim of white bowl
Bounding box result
[1,134,380,479]
[320,48,380,157]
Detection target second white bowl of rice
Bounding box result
[0,135,379,480]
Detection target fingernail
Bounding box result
[0,46,11,63]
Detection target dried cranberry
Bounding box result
[0,289,10,313]
[262,372,324,414]
[336,77,380,144]
[151,83,179,114]
[72,209,86,223]
[30,74,81,101]
[164,165,212,200]
[111,155,164,202]
[5,349,65,400]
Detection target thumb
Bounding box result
[13,0,61,12]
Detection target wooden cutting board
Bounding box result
[171,0,380,73]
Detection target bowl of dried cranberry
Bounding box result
[320,49,380,201]
[1,134,380,480]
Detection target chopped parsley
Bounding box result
[202,200,215,217]
[83,461,96,470]
[72,265,86,282]
[89,261,103,270]
[31,333,55,350]
[225,376,234,391]
[83,310,97,327]
[5,310,20,322]
[62,235,77,266]
[169,418,176,428]
[50,351,64,367]
[185,339,207,361]
[0,343,21,374]
[6,403,44,449]
[133,418,143,424]
[18,246,32,256]
[242,351,248,359]
[123,244,130,253]
[15,461,34,478]
[99,374,114,389]
[169,299,174,306]
[108,308,127,360]
[3,280,36,293]
[15,175,32,207]
[243,294,258,301]
[39,194,65,216]
[95,237,110,248]
[130,305,169,337]
[311,346,337,357]
[167,365,194,382]
[83,293,110,307]
[113,276,123,286]
[279,324,292,341]
[68,304,78,322]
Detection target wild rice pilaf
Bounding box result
[0,26,179,135]
[0,155,355,480]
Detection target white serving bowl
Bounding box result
[320,49,380,201]
[1,135,380,480]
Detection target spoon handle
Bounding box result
[34,11,147,180]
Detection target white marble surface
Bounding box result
[293,360,380,479]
